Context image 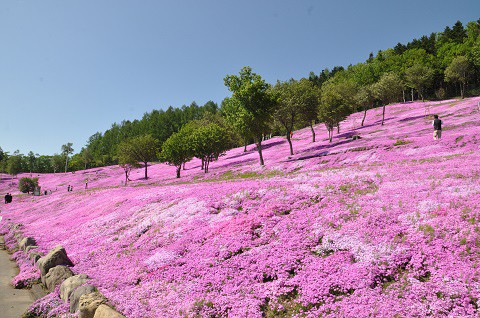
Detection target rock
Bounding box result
[19,237,37,251]
[30,283,48,301]
[12,223,23,230]
[93,304,126,318]
[36,245,74,277]
[352,135,361,140]
[78,292,107,318]
[29,252,42,265]
[44,265,74,292]
[14,232,24,243]
[60,274,89,301]
[70,285,97,313]
[25,245,38,253]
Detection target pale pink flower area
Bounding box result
[1,97,480,317]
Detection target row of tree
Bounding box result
[0,143,73,178]
[2,19,479,178]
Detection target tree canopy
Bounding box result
[117,135,158,179]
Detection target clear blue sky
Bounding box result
[1,0,479,155]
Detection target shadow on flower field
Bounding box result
[1,97,480,317]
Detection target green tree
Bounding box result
[27,151,37,174]
[445,56,471,99]
[18,177,39,194]
[117,135,158,179]
[35,155,52,173]
[160,130,193,178]
[0,147,4,163]
[372,73,404,125]
[221,97,254,152]
[319,79,355,142]
[189,122,231,173]
[354,84,376,127]
[272,78,320,154]
[50,154,64,173]
[61,143,74,173]
[404,63,435,101]
[0,147,7,172]
[77,147,93,170]
[224,67,275,166]
[7,154,22,178]
[117,149,141,185]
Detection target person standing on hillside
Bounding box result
[432,114,442,140]
[4,193,12,204]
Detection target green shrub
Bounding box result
[18,177,39,194]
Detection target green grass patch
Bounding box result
[393,139,411,146]
[350,146,369,152]
[218,169,284,181]
[419,224,435,241]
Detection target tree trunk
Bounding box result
[286,132,294,155]
[411,88,414,102]
[337,123,340,134]
[328,129,333,143]
[255,140,265,166]
[64,157,68,173]
[381,105,386,125]
[201,158,204,170]
[204,157,210,173]
[310,123,316,142]
[144,162,148,179]
[176,166,181,178]
[461,82,465,99]
[244,142,247,152]
[183,162,186,170]
[125,170,129,185]
[361,106,368,126]
[402,90,406,103]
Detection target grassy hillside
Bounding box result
[1,97,480,317]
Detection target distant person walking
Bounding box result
[432,114,442,140]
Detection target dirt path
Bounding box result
[0,239,34,318]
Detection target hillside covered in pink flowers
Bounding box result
[1,97,480,317]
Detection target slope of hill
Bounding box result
[1,97,480,317]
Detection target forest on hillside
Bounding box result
[1,19,479,176]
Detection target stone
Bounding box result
[29,252,42,265]
[78,292,107,318]
[93,305,126,318]
[30,283,48,301]
[70,285,97,313]
[36,245,74,277]
[60,274,89,301]
[14,232,24,243]
[19,237,37,251]
[26,245,38,253]
[44,265,74,292]
[12,223,23,230]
